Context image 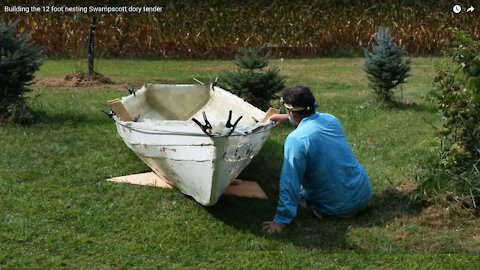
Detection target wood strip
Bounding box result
[261,107,280,123]
[107,173,268,199]
[223,179,268,199]
[107,172,173,189]
[108,99,133,121]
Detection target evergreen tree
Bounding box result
[364,27,411,103]
[220,48,285,110]
[0,20,43,124]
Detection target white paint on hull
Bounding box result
[113,83,273,205]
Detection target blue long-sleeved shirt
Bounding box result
[273,112,372,226]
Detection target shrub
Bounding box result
[431,28,480,170]
[219,48,285,110]
[364,27,411,103]
[0,20,42,124]
[416,28,480,206]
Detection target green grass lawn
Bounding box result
[1,58,480,269]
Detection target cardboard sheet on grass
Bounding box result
[107,172,268,199]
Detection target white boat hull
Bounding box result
[115,123,270,205]
[112,84,273,205]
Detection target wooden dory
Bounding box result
[109,83,274,206]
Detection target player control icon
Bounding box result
[453,5,462,14]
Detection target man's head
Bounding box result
[281,86,316,126]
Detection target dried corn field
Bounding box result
[2,0,480,58]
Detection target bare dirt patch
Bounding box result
[412,202,477,228]
[395,177,420,194]
[363,138,374,145]
[34,73,126,91]
[381,176,478,229]
[64,72,113,87]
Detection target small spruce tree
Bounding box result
[0,21,42,124]
[364,27,411,103]
[220,48,285,110]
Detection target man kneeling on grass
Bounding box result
[263,86,372,234]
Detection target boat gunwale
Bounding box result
[113,117,274,138]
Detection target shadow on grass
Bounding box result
[208,189,421,250]
[383,100,438,113]
[206,136,422,250]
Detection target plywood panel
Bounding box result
[108,99,133,121]
[261,107,280,123]
[107,173,267,199]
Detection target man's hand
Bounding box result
[268,114,288,128]
[262,221,283,233]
